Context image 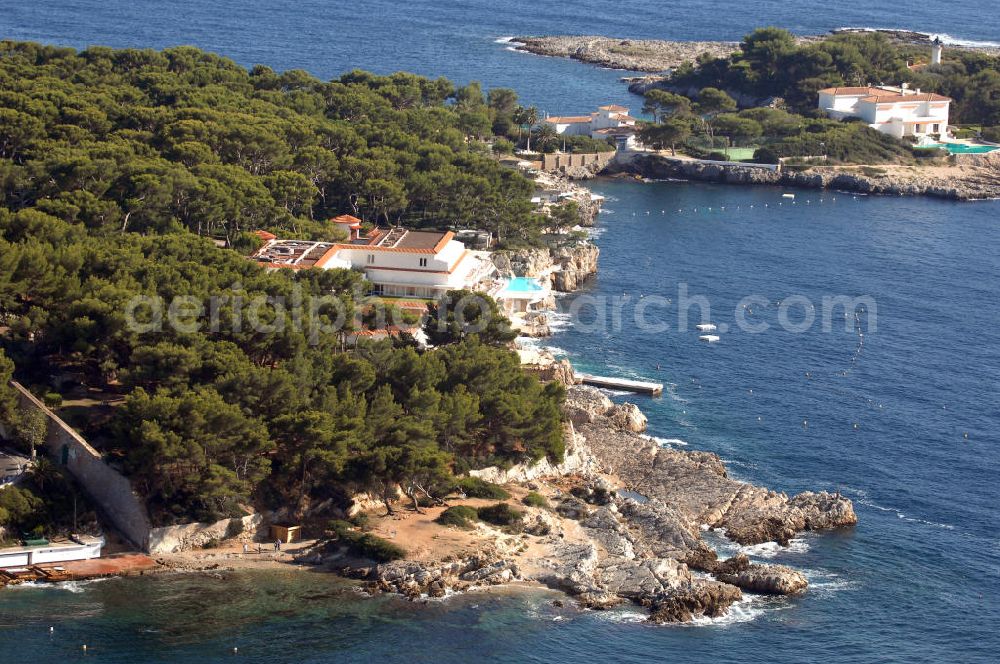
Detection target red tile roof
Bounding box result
[545,116,592,124]
[254,230,277,241]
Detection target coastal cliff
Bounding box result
[340,374,856,624]
[607,153,1000,201]
[493,242,600,293]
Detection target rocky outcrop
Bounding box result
[340,555,521,599]
[469,425,598,485]
[609,153,1000,201]
[712,553,808,595]
[518,311,551,337]
[512,35,739,73]
[494,242,600,293]
[551,243,599,291]
[608,402,648,433]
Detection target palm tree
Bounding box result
[514,106,538,151]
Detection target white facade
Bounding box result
[543,105,640,147]
[255,228,497,299]
[818,86,951,139]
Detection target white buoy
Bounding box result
[233,647,239,655]
[82,645,88,653]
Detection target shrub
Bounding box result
[981,126,1000,142]
[224,518,245,539]
[436,505,479,528]
[859,166,888,178]
[349,512,370,530]
[706,151,730,161]
[476,503,524,527]
[202,538,221,549]
[456,477,510,500]
[328,519,406,562]
[753,146,780,164]
[521,492,549,508]
[42,392,62,408]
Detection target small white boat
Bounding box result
[782,193,796,199]
[696,323,717,332]
[699,334,720,343]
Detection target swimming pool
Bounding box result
[504,277,545,292]
[916,142,999,154]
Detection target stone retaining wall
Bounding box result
[9,381,152,549]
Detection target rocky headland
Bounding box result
[607,152,1000,201]
[331,361,856,624]
[512,30,999,74]
[511,35,739,73]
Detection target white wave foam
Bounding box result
[689,595,767,626]
[643,435,689,447]
[494,36,518,44]
[739,538,810,559]
[855,497,956,530]
[590,607,650,624]
[546,312,573,331]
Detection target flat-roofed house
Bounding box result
[253,225,497,299]
[817,86,952,139]
[542,105,641,148]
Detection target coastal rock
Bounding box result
[713,554,808,595]
[552,243,599,292]
[647,579,743,623]
[564,385,614,425]
[566,386,857,549]
[353,555,520,598]
[608,402,648,433]
[469,425,597,484]
[608,153,1000,202]
[518,310,551,337]
[512,35,739,73]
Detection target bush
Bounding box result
[455,477,510,500]
[521,492,549,508]
[706,151,730,161]
[476,503,524,527]
[980,126,1000,142]
[436,505,479,528]
[328,519,406,562]
[753,146,780,164]
[859,166,888,178]
[42,392,62,408]
[202,538,221,549]
[224,518,245,539]
[349,512,370,530]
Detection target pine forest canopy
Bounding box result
[0,41,565,527]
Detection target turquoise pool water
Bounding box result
[504,277,545,292]
[917,142,998,154]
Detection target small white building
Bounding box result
[0,536,104,569]
[818,86,952,139]
[253,218,497,299]
[543,105,641,149]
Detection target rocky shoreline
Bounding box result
[511,30,999,73]
[606,152,1000,201]
[332,362,856,624]
[511,35,738,73]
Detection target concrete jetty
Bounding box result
[577,373,663,396]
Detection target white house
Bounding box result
[818,85,952,139]
[543,105,641,149]
[253,218,496,299]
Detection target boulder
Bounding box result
[608,402,647,433]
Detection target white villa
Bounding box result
[543,104,641,149]
[253,216,496,299]
[818,85,952,140]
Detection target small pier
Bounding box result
[577,373,663,396]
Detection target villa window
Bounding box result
[419,258,427,267]
[933,124,939,133]
[367,254,375,264]
[915,124,922,133]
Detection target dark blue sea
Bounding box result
[2,2,999,662]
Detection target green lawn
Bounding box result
[722,147,758,161]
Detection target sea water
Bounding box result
[2,1,999,662]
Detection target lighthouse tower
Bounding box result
[931,36,943,65]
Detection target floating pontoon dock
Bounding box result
[577,373,663,396]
